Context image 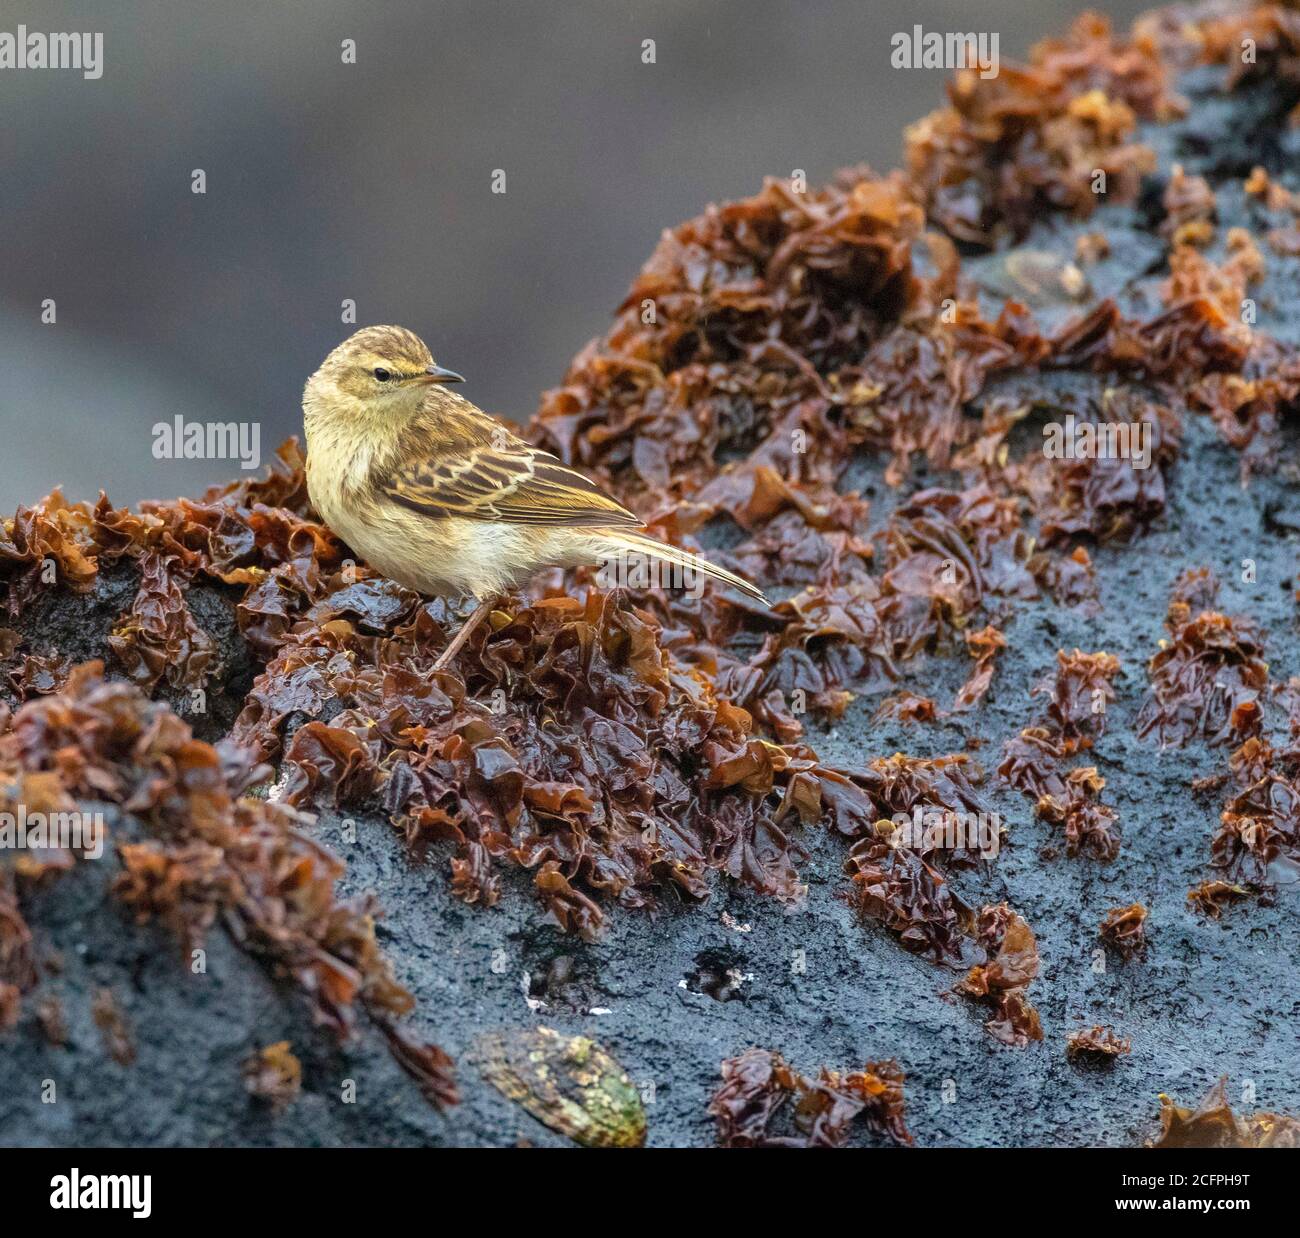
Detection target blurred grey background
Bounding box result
[0,0,1150,509]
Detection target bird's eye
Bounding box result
[373,367,391,382]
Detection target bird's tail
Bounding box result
[599,531,769,606]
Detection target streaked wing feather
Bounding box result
[383,444,642,529]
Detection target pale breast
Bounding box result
[306,424,609,599]
[308,483,537,599]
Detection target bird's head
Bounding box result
[303,325,464,426]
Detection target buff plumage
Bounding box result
[303,326,767,667]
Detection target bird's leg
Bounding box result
[430,595,497,672]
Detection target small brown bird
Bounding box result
[303,326,767,669]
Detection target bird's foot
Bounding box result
[429,595,496,673]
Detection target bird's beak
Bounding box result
[418,364,465,385]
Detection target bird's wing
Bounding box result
[381,435,643,529]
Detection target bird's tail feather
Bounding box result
[601,531,769,606]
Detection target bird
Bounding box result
[302,325,768,671]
